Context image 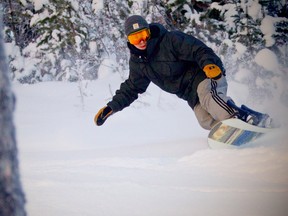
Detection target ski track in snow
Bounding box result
[14,78,288,216]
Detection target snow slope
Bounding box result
[14,71,288,216]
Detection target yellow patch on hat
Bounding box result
[133,23,139,29]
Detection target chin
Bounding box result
[135,44,147,50]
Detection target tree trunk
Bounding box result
[0,7,27,216]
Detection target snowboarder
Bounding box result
[94,15,271,130]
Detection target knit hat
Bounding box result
[124,15,149,36]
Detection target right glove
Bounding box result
[203,64,222,80]
[94,106,113,126]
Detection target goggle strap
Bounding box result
[129,28,149,36]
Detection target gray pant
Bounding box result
[193,77,235,130]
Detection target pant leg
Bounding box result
[195,77,235,128]
[193,103,217,130]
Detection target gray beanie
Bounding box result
[124,15,149,36]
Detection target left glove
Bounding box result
[94,106,113,126]
[203,64,222,80]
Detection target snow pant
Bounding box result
[191,76,235,130]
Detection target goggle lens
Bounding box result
[128,29,150,45]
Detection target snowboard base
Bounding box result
[208,118,273,149]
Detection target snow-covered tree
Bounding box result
[29,0,89,81]
[2,0,287,86]
[0,8,26,216]
[1,0,36,51]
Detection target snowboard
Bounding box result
[208,118,273,149]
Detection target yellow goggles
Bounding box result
[127,28,151,45]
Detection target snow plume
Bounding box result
[223,44,288,124]
[210,1,288,111]
[255,49,280,73]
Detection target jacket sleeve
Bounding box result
[107,60,150,112]
[168,31,225,73]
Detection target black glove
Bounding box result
[94,106,113,126]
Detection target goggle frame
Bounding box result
[127,28,151,45]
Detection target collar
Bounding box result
[128,42,147,57]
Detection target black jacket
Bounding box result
[107,23,224,112]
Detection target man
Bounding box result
[94,15,270,130]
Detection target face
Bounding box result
[134,40,148,50]
[127,28,150,50]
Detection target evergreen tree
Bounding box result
[1,0,37,51]
[271,18,288,67]
[2,0,287,84]
[163,0,211,30]
[0,8,26,216]
[30,0,88,81]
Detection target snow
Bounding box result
[260,16,288,47]
[98,58,118,79]
[30,9,50,26]
[7,1,288,214]
[241,0,262,21]
[51,29,61,41]
[20,0,28,6]
[75,35,82,53]
[234,68,252,84]
[255,48,279,73]
[32,0,49,11]
[183,4,193,20]
[92,0,104,12]
[235,42,247,54]
[70,0,79,11]
[211,3,238,30]
[14,68,288,216]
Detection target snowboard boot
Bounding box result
[240,104,272,128]
[227,100,272,128]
